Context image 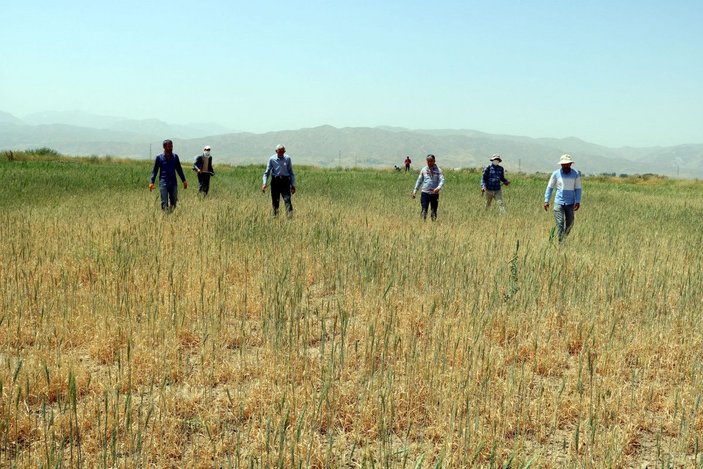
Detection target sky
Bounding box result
[1,0,702,147]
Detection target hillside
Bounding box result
[1,110,702,177]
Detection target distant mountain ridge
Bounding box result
[1,110,702,178]
[22,110,233,139]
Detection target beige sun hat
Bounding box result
[558,154,574,165]
[490,154,502,162]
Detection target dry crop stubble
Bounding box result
[1,155,703,466]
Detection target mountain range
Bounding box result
[1,110,701,177]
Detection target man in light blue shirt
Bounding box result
[544,154,583,242]
[262,144,296,217]
[412,154,445,221]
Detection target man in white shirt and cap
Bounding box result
[544,154,583,242]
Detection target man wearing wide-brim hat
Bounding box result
[481,154,511,212]
[544,154,582,242]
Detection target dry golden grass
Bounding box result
[1,157,703,467]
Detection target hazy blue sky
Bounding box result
[2,0,701,147]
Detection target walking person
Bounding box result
[404,156,412,172]
[262,144,296,217]
[412,154,445,221]
[544,154,582,242]
[481,154,510,213]
[149,139,187,213]
[193,145,215,196]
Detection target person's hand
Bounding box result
[411,191,416,199]
[575,203,580,211]
[148,183,154,192]
[481,187,485,193]
[262,184,267,193]
[504,181,510,186]
[183,181,188,189]
[197,169,201,174]
[543,202,549,211]
[290,186,296,195]
[432,188,440,194]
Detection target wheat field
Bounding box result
[1,151,702,467]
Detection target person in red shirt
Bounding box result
[404,156,412,172]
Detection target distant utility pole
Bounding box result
[519,159,521,173]
[338,150,341,168]
[149,143,152,158]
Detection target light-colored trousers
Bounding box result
[484,190,505,212]
[553,204,576,242]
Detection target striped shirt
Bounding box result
[414,165,445,193]
[544,168,582,206]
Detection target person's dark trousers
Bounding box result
[271,176,293,217]
[159,182,178,213]
[197,173,211,195]
[405,164,410,172]
[554,204,575,242]
[420,192,439,221]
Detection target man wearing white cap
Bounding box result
[193,145,215,196]
[481,154,510,212]
[544,154,582,242]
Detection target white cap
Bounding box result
[558,154,574,165]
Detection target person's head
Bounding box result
[558,154,574,172]
[162,139,173,154]
[490,154,502,166]
[426,154,436,168]
[275,144,285,157]
[203,145,211,157]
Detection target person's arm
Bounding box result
[544,172,556,210]
[574,172,582,209]
[574,173,582,203]
[192,156,200,172]
[481,166,489,190]
[412,170,424,198]
[175,156,186,182]
[210,158,214,176]
[148,156,159,191]
[174,156,188,189]
[434,168,445,192]
[150,156,160,184]
[500,167,510,185]
[262,157,272,191]
[288,157,295,187]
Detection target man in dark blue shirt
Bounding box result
[481,154,510,213]
[149,139,188,212]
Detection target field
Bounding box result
[1,151,703,467]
